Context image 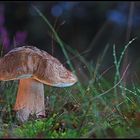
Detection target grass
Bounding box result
[0,7,140,138]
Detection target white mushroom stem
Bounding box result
[14,78,45,122]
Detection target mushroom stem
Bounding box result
[14,78,45,122]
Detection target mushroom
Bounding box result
[0,46,77,122]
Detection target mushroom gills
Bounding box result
[53,82,76,87]
[16,74,32,79]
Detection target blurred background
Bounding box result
[0,1,140,84]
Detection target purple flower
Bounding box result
[0,27,8,37]
[2,36,10,50]
[0,27,10,49]
[0,4,27,51]
[14,31,27,46]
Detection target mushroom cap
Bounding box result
[0,46,77,87]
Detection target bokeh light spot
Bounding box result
[107,10,127,26]
[51,5,63,17]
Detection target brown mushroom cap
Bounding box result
[0,46,77,87]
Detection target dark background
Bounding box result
[1,1,140,83]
